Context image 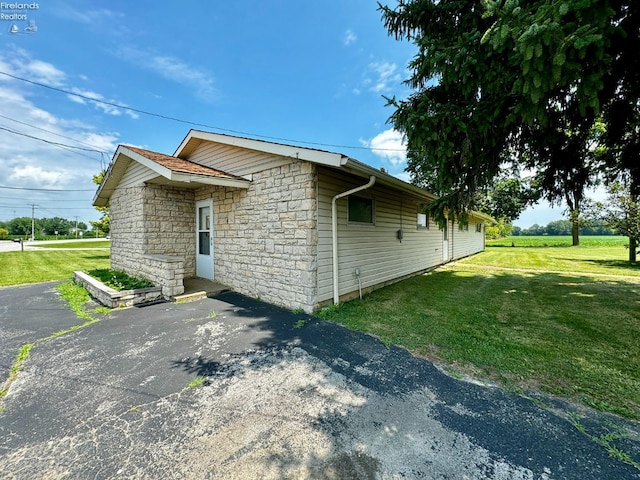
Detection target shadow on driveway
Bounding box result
[0,286,638,479]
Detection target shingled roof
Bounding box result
[93,144,251,207]
[124,145,246,181]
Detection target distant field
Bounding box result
[488,235,628,247]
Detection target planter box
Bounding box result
[73,271,163,308]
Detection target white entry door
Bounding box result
[442,223,450,262]
[196,199,214,279]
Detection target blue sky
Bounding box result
[0,0,563,228]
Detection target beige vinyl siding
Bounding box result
[185,141,291,177]
[317,167,443,302]
[452,222,485,260]
[118,160,158,188]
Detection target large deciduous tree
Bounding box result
[379,0,637,241]
[594,181,640,261]
[476,175,540,223]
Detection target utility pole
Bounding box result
[75,216,79,239]
[30,204,37,241]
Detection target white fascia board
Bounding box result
[170,173,250,189]
[175,130,347,167]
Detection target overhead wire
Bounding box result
[0,70,407,153]
[0,113,111,152]
[0,185,96,192]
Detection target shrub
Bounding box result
[87,269,154,291]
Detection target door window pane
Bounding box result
[199,232,210,255]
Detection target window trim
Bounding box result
[347,195,375,226]
[417,212,429,229]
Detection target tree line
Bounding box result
[513,220,616,237]
[0,216,92,239]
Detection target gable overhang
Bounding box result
[93,145,250,207]
[175,129,349,167]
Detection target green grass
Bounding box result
[467,243,640,278]
[489,235,628,247]
[184,376,207,390]
[319,245,640,421]
[87,269,154,291]
[0,251,110,286]
[34,240,111,249]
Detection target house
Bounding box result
[93,130,492,313]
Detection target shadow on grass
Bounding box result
[81,254,110,260]
[570,258,640,272]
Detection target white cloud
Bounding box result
[344,29,357,46]
[0,49,66,87]
[367,61,402,94]
[0,52,123,223]
[116,48,216,102]
[362,129,407,167]
[61,8,122,24]
[8,161,71,188]
[81,132,119,153]
[69,87,139,119]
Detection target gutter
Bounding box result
[331,175,376,305]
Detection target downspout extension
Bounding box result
[331,175,376,305]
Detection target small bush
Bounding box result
[87,269,154,291]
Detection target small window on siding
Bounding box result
[476,223,483,233]
[417,213,428,229]
[459,222,469,231]
[348,195,374,225]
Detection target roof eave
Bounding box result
[341,158,438,202]
[175,129,347,167]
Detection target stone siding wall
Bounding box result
[143,184,196,277]
[196,160,318,312]
[110,186,146,274]
[138,254,185,298]
[109,184,193,298]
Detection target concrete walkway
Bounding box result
[0,283,638,479]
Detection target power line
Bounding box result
[0,113,111,152]
[0,195,92,202]
[0,125,106,153]
[0,70,406,153]
[0,185,95,192]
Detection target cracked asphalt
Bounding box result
[0,282,639,479]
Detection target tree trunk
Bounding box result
[571,216,580,246]
[630,237,637,263]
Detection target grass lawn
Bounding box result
[0,250,110,286]
[33,240,111,249]
[319,243,640,421]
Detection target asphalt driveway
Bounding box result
[0,283,638,479]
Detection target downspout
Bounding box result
[331,175,376,305]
